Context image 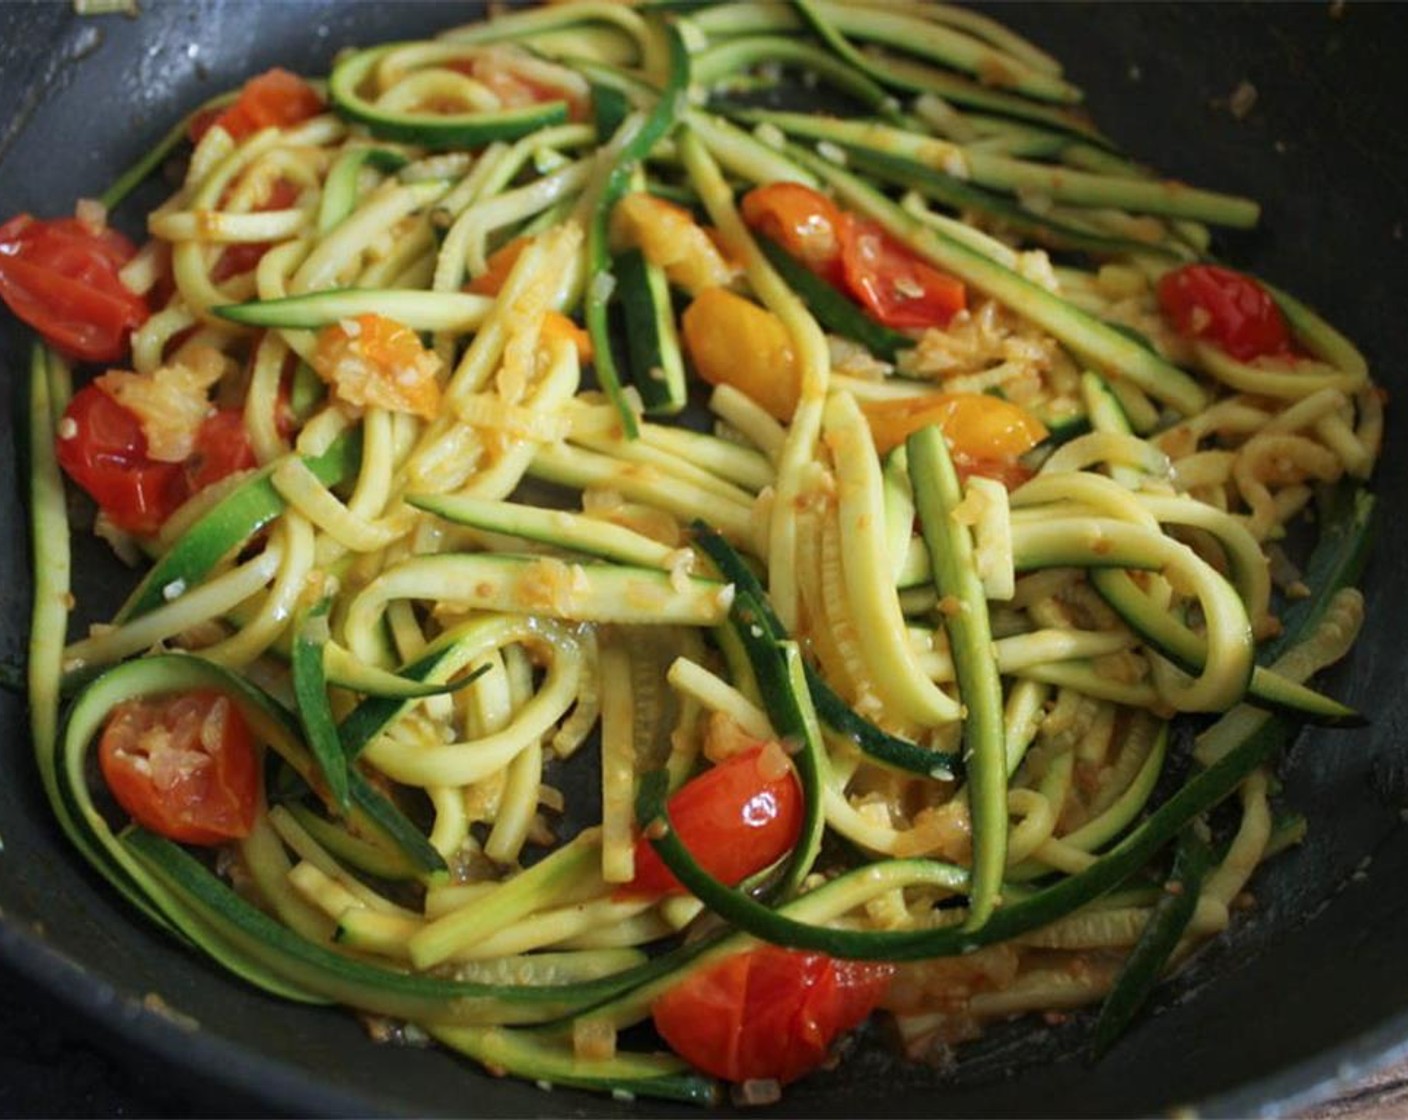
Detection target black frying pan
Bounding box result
[3,3,1408,1116]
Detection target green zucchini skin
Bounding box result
[431,1023,722,1106]
[1262,482,1375,663]
[1080,369,1140,467]
[101,94,235,210]
[637,484,1373,960]
[318,146,410,233]
[584,24,691,439]
[839,143,1183,260]
[786,143,1210,417]
[216,289,494,332]
[291,596,351,812]
[715,592,827,897]
[348,552,731,630]
[636,704,1282,961]
[61,653,445,876]
[337,632,484,760]
[284,803,421,882]
[117,432,361,624]
[907,425,1006,931]
[329,44,570,148]
[1089,826,1214,1058]
[1075,368,1359,724]
[122,827,699,1026]
[694,34,903,122]
[590,79,630,142]
[611,246,688,415]
[407,492,681,569]
[15,0,1380,1099]
[691,522,963,779]
[322,642,487,700]
[337,616,562,759]
[1091,568,1361,725]
[1031,410,1090,449]
[735,109,1256,229]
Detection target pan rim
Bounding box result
[4,906,1407,1118]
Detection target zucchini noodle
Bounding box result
[17,0,1378,1106]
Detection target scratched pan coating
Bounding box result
[1,3,1408,1116]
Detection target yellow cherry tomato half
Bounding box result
[681,287,801,422]
[862,391,1047,461]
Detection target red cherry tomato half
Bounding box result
[1156,263,1292,362]
[185,407,258,493]
[99,690,261,846]
[619,744,803,898]
[740,182,847,286]
[56,385,256,535]
[0,214,147,362]
[840,217,966,330]
[55,384,187,535]
[189,68,324,144]
[652,946,894,1085]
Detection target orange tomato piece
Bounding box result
[610,194,739,296]
[541,310,593,362]
[740,181,847,285]
[465,237,528,296]
[861,392,1047,475]
[311,314,443,421]
[681,288,800,422]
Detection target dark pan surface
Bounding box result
[2,2,1408,1115]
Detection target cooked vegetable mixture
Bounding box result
[13,0,1378,1104]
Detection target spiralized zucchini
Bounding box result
[22,0,1378,1105]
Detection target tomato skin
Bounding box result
[739,183,966,332]
[619,744,803,897]
[465,237,527,296]
[185,407,257,493]
[1156,263,1291,362]
[56,384,187,534]
[681,288,800,422]
[860,391,1048,468]
[56,384,256,534]
[0,214,147,362]
[840,218,966,330]
[98,690,261,846]
[652,946,894,1085]
[541,309,593,362]
[189,68,323,144]
[741,182,847,286]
